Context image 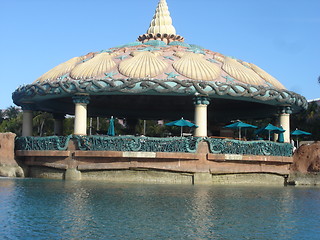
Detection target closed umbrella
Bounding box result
[165,117,198,137]
[107,116,115,136]
[276,126,285,143]
[223,121,258,139]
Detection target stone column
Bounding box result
[273,117,280,142]
[21,103,34,137]
[73,95,90,135]
[193,96,210,137]
[279,106,292,143]
[53,113,65,136]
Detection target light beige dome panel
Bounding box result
[213,54,225,63]
[250,63,286,89]
[70,53,117,79]
[173,52,221,81]
[119,51,168,78]
[240,60,251,68]
[36,57,83,82]
[222,57,264,85]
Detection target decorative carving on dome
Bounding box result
[250,63,286,89]
[70,53,117,80]
[240,60,252,69]
[104,72,118,80]
[207,58,220,64]
[115,55,128,61]
[165,72,179,79]
[137,33,184,44]
[222,57,264,85]
[213,54,225,63]
[173,52,220,81]
[36,56,84,82]
[118,51,168,78]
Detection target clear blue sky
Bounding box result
[1,0,319,109]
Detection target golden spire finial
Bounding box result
[147,0,176,35]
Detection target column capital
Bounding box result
[72,95,90,104]
[193,96,210,105]
[20,102,36,111]
[279,106,292,114]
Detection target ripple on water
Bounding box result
[0,179,320,240]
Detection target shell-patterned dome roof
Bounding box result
[35,41,285,90]
[13,0,307,117]
[34,0,284,90]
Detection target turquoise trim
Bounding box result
[168,41,191,48]
[189,44,205,49]
[15,135,72,151]
[72,95,90,104]
[15,135,202,153]
[12,79,308,112]
[75,135,201,153]
[15,135,293,157]
[144,40,167,47]
[206,138,293,157]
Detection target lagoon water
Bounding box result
[0,179,319,240]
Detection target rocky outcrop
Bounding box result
[291,142,320,173]
[0,132,24,177]
[289,142,320,185]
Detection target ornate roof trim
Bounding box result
[12,79,308,112]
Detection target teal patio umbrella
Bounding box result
[291,128,311,147]
[107,116,115,136]
[255,123,284,141]
[291,129,312,136]
[223,121,258,139]
[165,117,198,137]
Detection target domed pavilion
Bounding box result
[13,0,307,143]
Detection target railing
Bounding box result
[15,135,201,153]
[74,135,201,153]
[205,138,293,157]
[15,135,293,157]
[15,135,72,151]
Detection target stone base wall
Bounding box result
[211,173,285,185]
[29,166,65,179]
[0,133,24,177]
[288,172,320,186]
[81,169,194,184]
[26,166,286,185]
[15,140,292,185]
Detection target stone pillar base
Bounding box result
[65,168,82,180]
[193,173,212,184]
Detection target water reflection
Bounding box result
[0,179,319,240]
[60,182,91,239]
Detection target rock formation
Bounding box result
[0,132,24,177]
